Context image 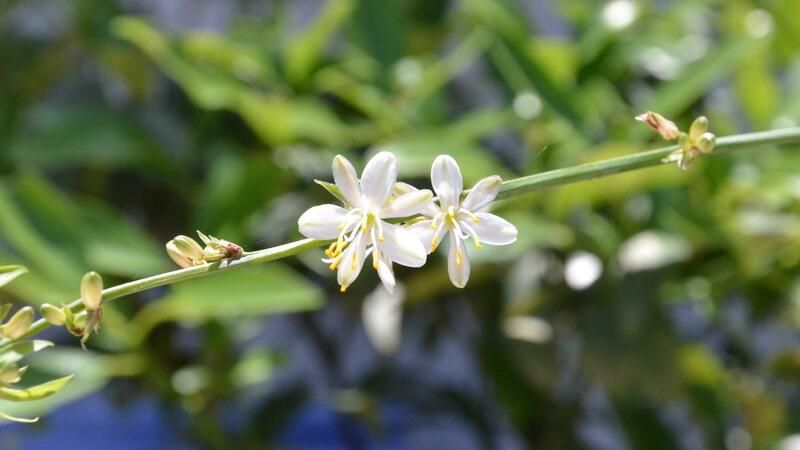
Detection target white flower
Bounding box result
[298,151,431,293]
[410,155,518,288]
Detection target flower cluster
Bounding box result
[636,111,717,170]
[298,152,518,293]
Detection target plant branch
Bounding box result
[7,127,800,344]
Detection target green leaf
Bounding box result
[314,180,347,204]
[7,105,165,171]
[0,340,54,368]
[0,265,27,289]
[133,265,323,338]
[0,375,74,402]
[628,37,761,139]
[0,350,109,420]
[284,0,353,85]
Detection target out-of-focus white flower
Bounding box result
[410,155,518,288]
[362,283,405,355]
[298,151,430,293]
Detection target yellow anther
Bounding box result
[474,240,482,249]
[372,249,380,270]
[379,235,385,242]
[430,223,438,229]
[340,284,349,293]
[328,254,342,270]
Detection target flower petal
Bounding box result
[470,212,518,245]
[381,189,433,218]
[338,231,368,289]
[376,253,396,293]
[462,175,502,211]
[298,204,350,239]
[332,155,363,208]
[380,222,426,267]
[392,183,439,217]
[431,155,463,209]
[447,232,470,288]
[361,151,397,207]
[408,219,447,254]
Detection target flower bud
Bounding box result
[40,304,66,326]
[0,365,25,385]
[635,111,681,140]
[697,132,716,154]
[1,306,34,340]
[173,235,205,262]
[166,240,194,268]
[65,310,88,337]
[80,271,103,311]
[689,116,709,142]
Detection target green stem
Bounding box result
[8,127,800,344]
[497,127,800,199]
[11,238,325,344]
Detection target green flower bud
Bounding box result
[166,240,194,268]
[80,271,103,311]
[173,235,205,262]
[689,116,709,142]
[678,132,691,152]
[65,310,88,337]
[1,306,34,340]
[697,132,716,154]
[40,304,66,326]
[0,365,24,385]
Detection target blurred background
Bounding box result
[1,0,800,448]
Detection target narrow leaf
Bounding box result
[0,374,74,402]
[314,180,347,204]
[0,265,28,289]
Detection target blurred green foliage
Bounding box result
[2,0,800,448]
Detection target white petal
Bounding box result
[337,231,368,289]
[392,182,416,196]
[447,231,470,288]
[469,212,518,245]
[392,183,439,217]
[376,253,396,293]
[361,151,397,207]
[298,204,349,239]
[462,175,502,211]
[408,219,448,254]
[381,189,433,219]
[379,222,426,268]
[431,155,463,209]
[332,155,363,208]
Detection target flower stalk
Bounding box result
[3,127,799,345]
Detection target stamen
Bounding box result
[340,284,349,293]
[375,217,385,242]
[459,208,480,223]
[460,221,482,249]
